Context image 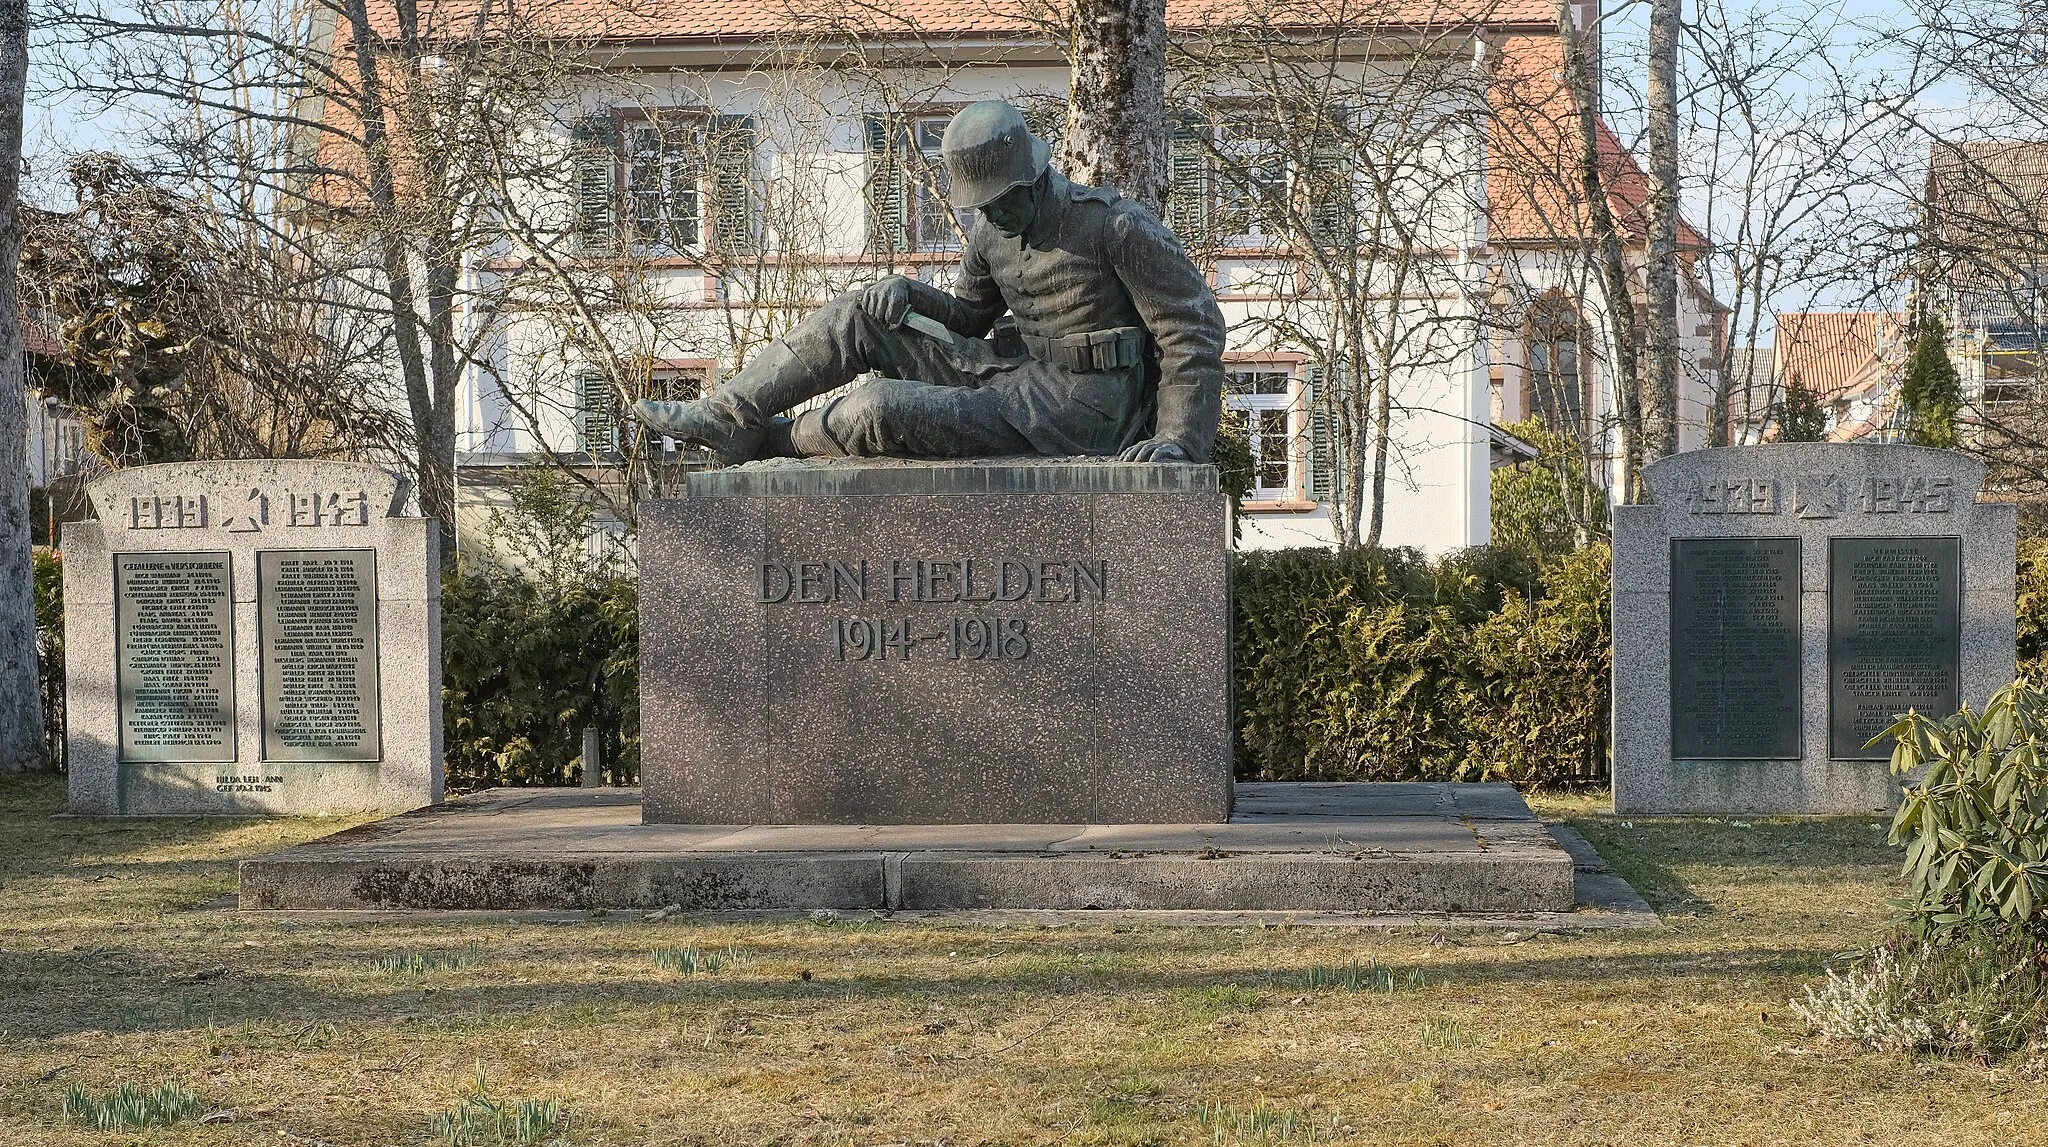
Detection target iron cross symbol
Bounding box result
[1792,474,1845,519]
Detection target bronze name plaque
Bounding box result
[257,549,382,762]
[1670,538,1802,759]
[1828,536,1960,760]
[114,552,236,762]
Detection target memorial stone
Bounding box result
[64,460,442,815]
[1612,443,2015,814]
[637,458,1233,825]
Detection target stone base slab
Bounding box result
[238,782,1578,914]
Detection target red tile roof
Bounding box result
[1484,33,1706,250]
[355,0,1558,42]
[1775,311,1901,400]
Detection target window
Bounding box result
[648,366,713,467]
[624,118,704,251]
[571,111,755,256]
[1226,367,1297,498]
[912,117,965,251]
[1214,115,1289,244]
[866,114,968,253]
[1523,297,1588,437]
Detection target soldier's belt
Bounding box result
[1021,326,1146,373]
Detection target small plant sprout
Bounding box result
[430,1064,570,1146]
[1419,1017,1482,1050]
[1193,1098,1335,1144]
[1301,960,1426,992]
[375,945,485,974]
[651,945,739,974]
[61,1081,209,1130]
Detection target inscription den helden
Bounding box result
[756,557,1109,606]
[757,557,1110,665]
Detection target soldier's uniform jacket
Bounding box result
[904,172,1226,460]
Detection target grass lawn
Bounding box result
[0,773,2039,1146]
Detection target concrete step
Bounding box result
[238,782,1579,915]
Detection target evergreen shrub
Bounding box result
[1795,680,2048,1058]
[1231,542,1610,786]
[440,469,638,791]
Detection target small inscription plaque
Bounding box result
[115,552,235,762]
[1670,538,1802,758]
[1828,537,1961,759]
[258,549,381,762]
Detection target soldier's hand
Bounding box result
[860,276,915,328]
[1118,438,1191,463]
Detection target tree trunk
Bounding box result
[0,0,49,770]
[1643,0,1682,461]
[1366,358,1391,548]
[1062,0,1168,216]
[340,0,455,555]
[1557,0,1645,501]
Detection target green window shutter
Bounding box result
[709,115,758,255]
[1167,116,1209,245]
[578,371,617,456]
[1305,108,1353,248]
[572,115,618,256]
[864,114,909,255]
[1303,364,1341,504]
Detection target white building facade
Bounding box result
[431,4,1721,554]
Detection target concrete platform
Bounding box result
[238,783,1581,914]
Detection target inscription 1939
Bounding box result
[1670,538,1802,759]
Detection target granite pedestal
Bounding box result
[637,459,1231,825]
[1612,444,2017,815]
[64,460,443,816]
[236,783,1583,915]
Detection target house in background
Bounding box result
[1920,139,2048,424]
[19,316,90,546]
[1766,311,1906,443]
[320,0,1726,554]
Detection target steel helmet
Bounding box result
[940,101,1052,209]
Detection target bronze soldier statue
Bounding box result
[633,100,1226,464]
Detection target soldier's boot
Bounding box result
[788,402,850,458]
[632,342,819,466]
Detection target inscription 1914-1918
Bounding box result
[1670,538,1803,759]
[115,552,236,763]
[1828,536,1961,760]
[761,556,1108,665]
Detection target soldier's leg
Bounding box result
[636,291,983,464]
[791,377,1033,459]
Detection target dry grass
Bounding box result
[0,775,2041,1146]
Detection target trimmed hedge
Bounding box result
[1232,544,1611,786]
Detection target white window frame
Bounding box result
[1212,115,1291,247]
[1226,365,1300,500]
[911,115,968,252]
[621,115,706,254]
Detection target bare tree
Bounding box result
[1642,0,1680,464]
[0,0,44,770]
[1170,0,1489,547]
[1553,0,1644,500]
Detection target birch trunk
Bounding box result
[1062,0,1168,216]
[0,0,49,769]
[1557,0,1645,500]
[1643,0,1682,461]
